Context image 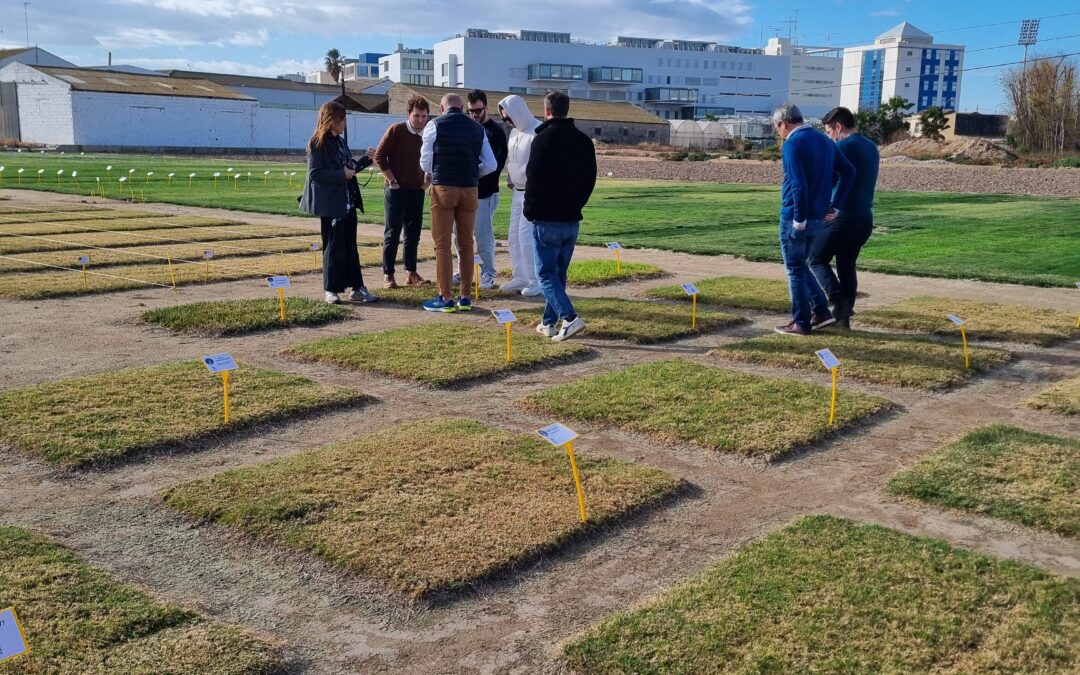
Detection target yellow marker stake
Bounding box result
[828,367,839,426]
[691,294,698,329]
[564,441,588,523]
[81,264,88,290]
[614,249,622,274]
[474,263,480,300]
[312,250,319,270]
[960,325,970,369]
[221,371,231,423]
[166,255,177,288]
[505,322,512,362]
[279,250,292,277]
[277,287,286,321]
[204,259,210,281]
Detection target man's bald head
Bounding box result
[441,93,462,111]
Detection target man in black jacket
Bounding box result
[524,90,597,341]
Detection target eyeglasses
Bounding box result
[467,107,485,115]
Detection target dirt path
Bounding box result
[0,190,1077,674]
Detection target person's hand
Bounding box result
[792,219,807,231]
[507,178,515,189]
[364,147,376,160]
[344,168,357,180]
[824,209,839,223]
[387,178,400,190]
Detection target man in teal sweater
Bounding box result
[810,106,880,330]
[772,102,855,336]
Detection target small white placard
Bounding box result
[473,254,482,265]
[77,255,90,265]
[0,607,29,662]
[606,242,622,250]
[682,282,699,296]
[203,249,214,259]
[537,422,579,448]
[815,348,841,370]
[202,353,238,373]
[266,275,291,289]
[946,313,965,326]
[1075,281,1080,290]
[492,309,517,324]
[310,242,320,251]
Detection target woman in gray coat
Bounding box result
[300,101,378,304]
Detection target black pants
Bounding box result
[382,187,425,275]
[808,214,873,310]
[321,208,364,293]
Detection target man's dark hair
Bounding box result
[406,95,429,113]
[466,89,487,106]
[543,90,570,117]
[821,106,856,130]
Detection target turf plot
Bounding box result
[563,515,1079,674]
[498,259,668,287]
[163,419,683,598]
[515,297,745,343]
[647,276,791,312]
[1027,374,1080,416]
[142,298,349,336]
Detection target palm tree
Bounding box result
[324,48,344,84]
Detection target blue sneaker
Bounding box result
[423,295,457,313]
[456,296,473,311]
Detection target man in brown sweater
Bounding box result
[373,95,429,287]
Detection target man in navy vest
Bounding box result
[419,93,497,312]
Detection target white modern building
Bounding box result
[431,28,843,119]
[379,46,434,86]
[840,22,964,112]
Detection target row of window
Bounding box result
[588,67,643,83]
[655,57,756,72]
[528,63,583,80]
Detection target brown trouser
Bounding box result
[429,185,477,300]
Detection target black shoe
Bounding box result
[810,312,836,330]
[836,317,851,330]
[774,321,811,336]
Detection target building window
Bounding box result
[509,86,527,93]
[441,63,448,76]
[904,82,910,88]
[647,130,656,140]
[528,63,583,80]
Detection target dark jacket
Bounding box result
[524,117,596,223]
[431,109,485,188]
[299,135,371,218]
[780,125,854,223]
[478,118,508,199]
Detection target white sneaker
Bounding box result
[552,316,585,342]
[500,279,527,292]
[349,287,378,303]
[479,275,496,290]
[324,291,340,304]
[452,271,461,285]
[521,285,543,297]
[536,322,557,338]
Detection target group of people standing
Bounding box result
[300,89,595,342]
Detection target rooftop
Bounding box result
[37,66,253,100]
[165,69,343,93]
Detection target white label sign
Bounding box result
[537,422,579,448]
[203,249,214,259]
[310,242,320,251]
[266,275,291,289]
[202,353,238,373]
[1074,281,1080,290]
[0,607,29,662]
[946,313,965,326]
[605,242,622,250]
[473,254,482,265]
[77,255,90,265]
[815,348,841,370]
[492,309,517,324]
[682,283,700,296]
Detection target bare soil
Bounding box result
[1,189,1077,674]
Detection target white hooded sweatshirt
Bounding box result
[497,94,541,189]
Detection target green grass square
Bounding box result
[1027,375,1080,416]
[142,298,349,336]
[286,323,589,387]
[889,425,1080,537]
[163,419,683,597]
[499,259,668,287]
[521,359,892,459]
[0,362,366,467]
[514,297,745,343]
[0,526,281,674]
[713,330,1013,390]
[647,276,790,311]
[563,515,1079,674]
[859,296,1077,346]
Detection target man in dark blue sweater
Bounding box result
[809,106,880,330]
[772,103,855,336]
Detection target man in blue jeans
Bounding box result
[523,90,597,342]
[772,102,855,336]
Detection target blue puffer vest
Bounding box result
[431,108,484,187]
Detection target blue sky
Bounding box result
[1,1,1077,113]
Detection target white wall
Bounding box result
[2,63,76,145]
[71,91,256,147]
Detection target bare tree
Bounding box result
[1004,54,1079,154]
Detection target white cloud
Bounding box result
[871,9,900,17]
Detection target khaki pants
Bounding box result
[430,185,478,300]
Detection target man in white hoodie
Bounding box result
[496,94,542,297]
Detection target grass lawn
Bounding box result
[515,297,745,343]
[501,260,668,287]
[0,214,236,236]
[0,361,365,467]
[0,223,319,255]
[286,323,589,387]
[647,276,790,312]
[714,330,1013,390]
[889,425,1079,537]
[142,298,349,336]
[5,155,1075,286]
[1027,375,1080,416]
[0,526,281,674]
[562,515,1079,674]
[859,296,1077,346]
[522,359,892,459]
[162,419,683,597]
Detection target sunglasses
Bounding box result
[467,107,485,115]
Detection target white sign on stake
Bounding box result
[946,313,965,326]
[203,249,214,259]
[815,348,841,370]
[266,275,291,289]
[77,255,90,265]
[310,242,320,251]
[492,309,517,324]
[682,282,700,296]
[605,242,622,250]
[202,353,238,373]
[0,607,30,663]
[537,422,579,448]
[1075,281,1080,290]
[473,254,482,265]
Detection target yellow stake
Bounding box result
[81,264,88,290]
[828,367,839,426]
[505,322,512,363]
[959,325,970,369]
[279,250,292,277]
[1075,314,1079,329]
[166,255,177,288]
[691,294,698,329]
[204,258,210,281]
[474,263,480,300]
[312,250,319,271]
[614,249,622,274]
[221,371,231,424]
[277,287,286,321]
[564,441,588,523]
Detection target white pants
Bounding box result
[508,189,538,286]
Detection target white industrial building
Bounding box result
[431,28,843,119]
[840,22,964,112]
[379,46,435,86]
